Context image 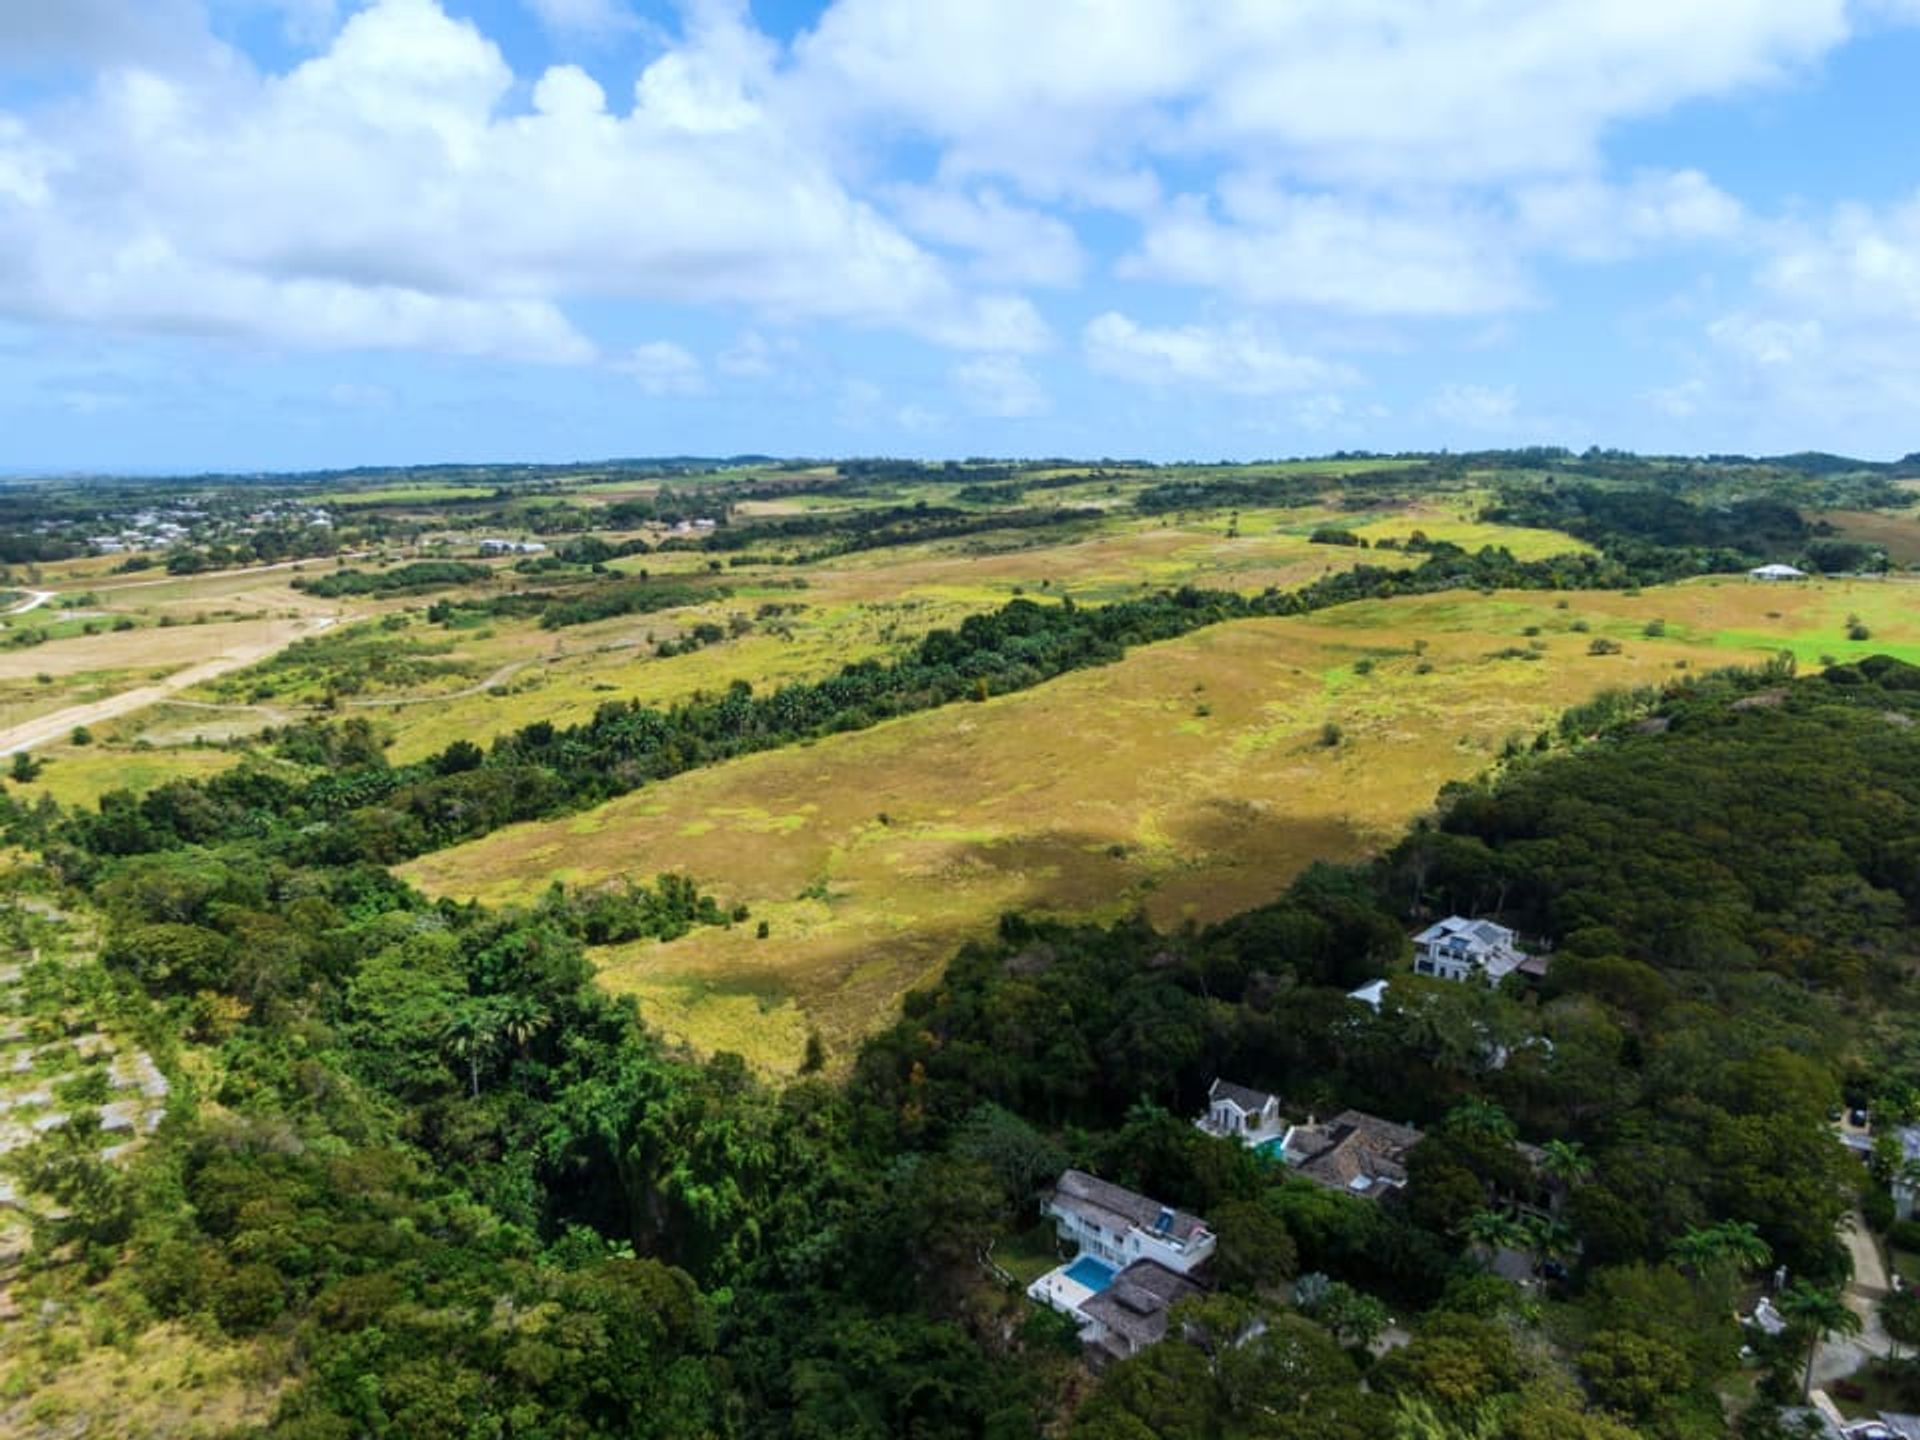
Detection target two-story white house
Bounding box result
[1042,1169,1215,1274]
[1412,916,1546,986]
[1195,1079,1286,1147]
[1027,1170,1214,1362]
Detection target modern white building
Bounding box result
[1411,916,1545,986]
[1748,563,1808,581]
[1040,1169,1214,1274]
[1027,1170,1214,1360]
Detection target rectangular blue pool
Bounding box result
[1065,1256,1115,1292]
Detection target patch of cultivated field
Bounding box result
[404,576,1905,1073]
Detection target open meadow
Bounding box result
[402,574,1920,1072]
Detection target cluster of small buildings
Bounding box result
[1027,1084,1428,1361]
[1023,917,1550,1362]
[1199,1079,1425,1200]
[478,537,548,555]
[667,517,719,537]
[81,501,332,555]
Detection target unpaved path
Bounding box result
[344,660,530,708]
[2,590,54,616]
[0,617,338,755]
[1811,1211,1894,1387]
[84,553,377,593]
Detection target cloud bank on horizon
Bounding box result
[1,0,1918,469]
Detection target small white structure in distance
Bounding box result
[1748,563,1808,581]
[1347,979,1389,1011]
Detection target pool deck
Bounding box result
[1027,1259,1107,1318]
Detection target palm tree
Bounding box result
[1537,1139,1592,1187]
[1778,1280,1863,1400]
[1670,1219,1773,1278]
[1526,1215,1578,1265]
[1447,1099,1517,1143]
[441,1000,504,1099]
[1463,1208,1528,1266]
[497,993,551,1055]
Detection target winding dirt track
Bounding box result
[0,617,339,756]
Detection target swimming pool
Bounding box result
[1065,1256,1115,1292]
[1256,1136,1290,1162]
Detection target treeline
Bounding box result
[698,502,1105,560]
[424,578,721,631]
[293,560,491,598]
[1484,485,1809,573]
[29,543,1657,874]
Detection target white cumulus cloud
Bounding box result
[1083,312,1356,395]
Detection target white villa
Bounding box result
[1748,563,1808,581]
[1412,916,1546,986]
[1893,1126,1920,1221]
[1195,1079,1286,1146]
[1027,1170,1213,1361]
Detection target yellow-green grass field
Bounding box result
[11,743,246,809]
[374,501,1506,761]
[403,575,1917,1073]
[1812,507,1920,567]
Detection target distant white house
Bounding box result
[1027,1170,1213,1361]
[1748,563,1808,581]
[1195,1079,1286,1146]
[479,538,547,555]
[1412,916,1547,986]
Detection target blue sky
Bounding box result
[2,0,1919,472]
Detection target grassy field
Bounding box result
[402,575,1918,1073]
[12,743,246,809]
[1812,506,1920,566]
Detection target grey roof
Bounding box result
[1208,1079,1277,1115]
[1414,916,1516,948]
[1053,1169,1208,1245]
[1079,1260,1201,1354]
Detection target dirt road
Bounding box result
[0,616,338,755]
[3,590,54,616]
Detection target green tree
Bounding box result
[441,998,505,1099]
[1209,1197,1298,1296]
[1778,1280,1862,1400]
[1538,1139,1593,1188]
[1881,1287,1920,1362]
[1668,1219,1772,1278]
